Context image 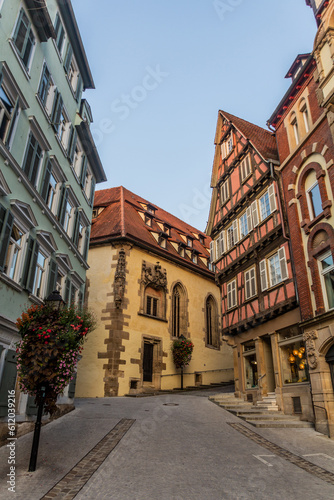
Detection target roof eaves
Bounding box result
[56,0,95,90]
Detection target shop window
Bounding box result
[325,344,334,392]
[279,339,309,385]
[319,252,334,310]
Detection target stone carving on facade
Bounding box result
[114,248,126,309]
[141,261,167,290]
[303,330,319,370]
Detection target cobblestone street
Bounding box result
[1,387,334,500]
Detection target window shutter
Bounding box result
[251,200,259,227]
[63,43,73,74]
[21,236,34,289]
[67,125,77,163]
[278,247,288,281]
[245,271,250,300]
[233,220,239,244]
[0,211,14,272]
[47,255,58,297]
[0,350,17,417]
[89,177,96,206]
[246,206,253,232]
[80,155,88,188]
[83,226,90,261]
[40,158,52,202]
[251,268,256,297]
[268,184,277,213]
[259,259,268,291]
[64,276,71,305]
[75,74,83,101]
[26,240,39,293]
[210,241,215,262]
[51,90,63,132]
[57,184,68,226]
[5,96,19,149]
[219,230,225,256]
[72,209,80,246]
[0,204,6,235]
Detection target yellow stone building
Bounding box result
[76,187,233,397]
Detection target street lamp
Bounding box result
[28,290,64,471]
[44,290,65,310]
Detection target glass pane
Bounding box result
[309,183,322,218]
[321,254,333,271]
[324,269,334,310]
[244,354,258,389]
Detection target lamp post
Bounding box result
[28,290,64,472]
[179,335,186,390]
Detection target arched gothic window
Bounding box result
[171,283,187,337]
[206,295,219,348]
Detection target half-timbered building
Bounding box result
[206,111,310,418]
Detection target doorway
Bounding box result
[263,336,275,393]
[143,342,154,382]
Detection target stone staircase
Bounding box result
[209,392,313,429]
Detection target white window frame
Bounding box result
[5,224,25,282]
[300,100,310,134]
[32,249,47,298]
[260,247,288,291]
[259,190,271,221]
[221,134,234,159]
[227,279,237,310]
[306,181,323,220]
[318,251,334,311]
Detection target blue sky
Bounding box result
[71,0,316,232]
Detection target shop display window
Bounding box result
[243,342,258,389]
[280,339,309,384]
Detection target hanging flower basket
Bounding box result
[171,338,194,369]
[16,304,95,414]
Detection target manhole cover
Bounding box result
[163,403,179,406]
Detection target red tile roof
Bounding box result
[91,186,214,275]
[219,110,279,161]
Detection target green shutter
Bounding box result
[40,158,52,202]
[51,90,63,132]
[67,125,77,163]
[75,74,83,101]
[0,350,17,417]
[57,185,68,226]
[72,209,80,246]
[83,226,90,262]
[64,276,71,305]
[47,255,58,297]
[89,177,96,207]
[26,240,39,293]
[80,155,87,188]
[63,43,73,74]
[0,211,14,272]
[5,96,19,149]
[21,235,34,289]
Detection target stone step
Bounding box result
[246,419,313,428]
[218,402,253,409]
[234,409,284,415]
[241,414,300,421]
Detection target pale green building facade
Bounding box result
[0,0,106,423]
